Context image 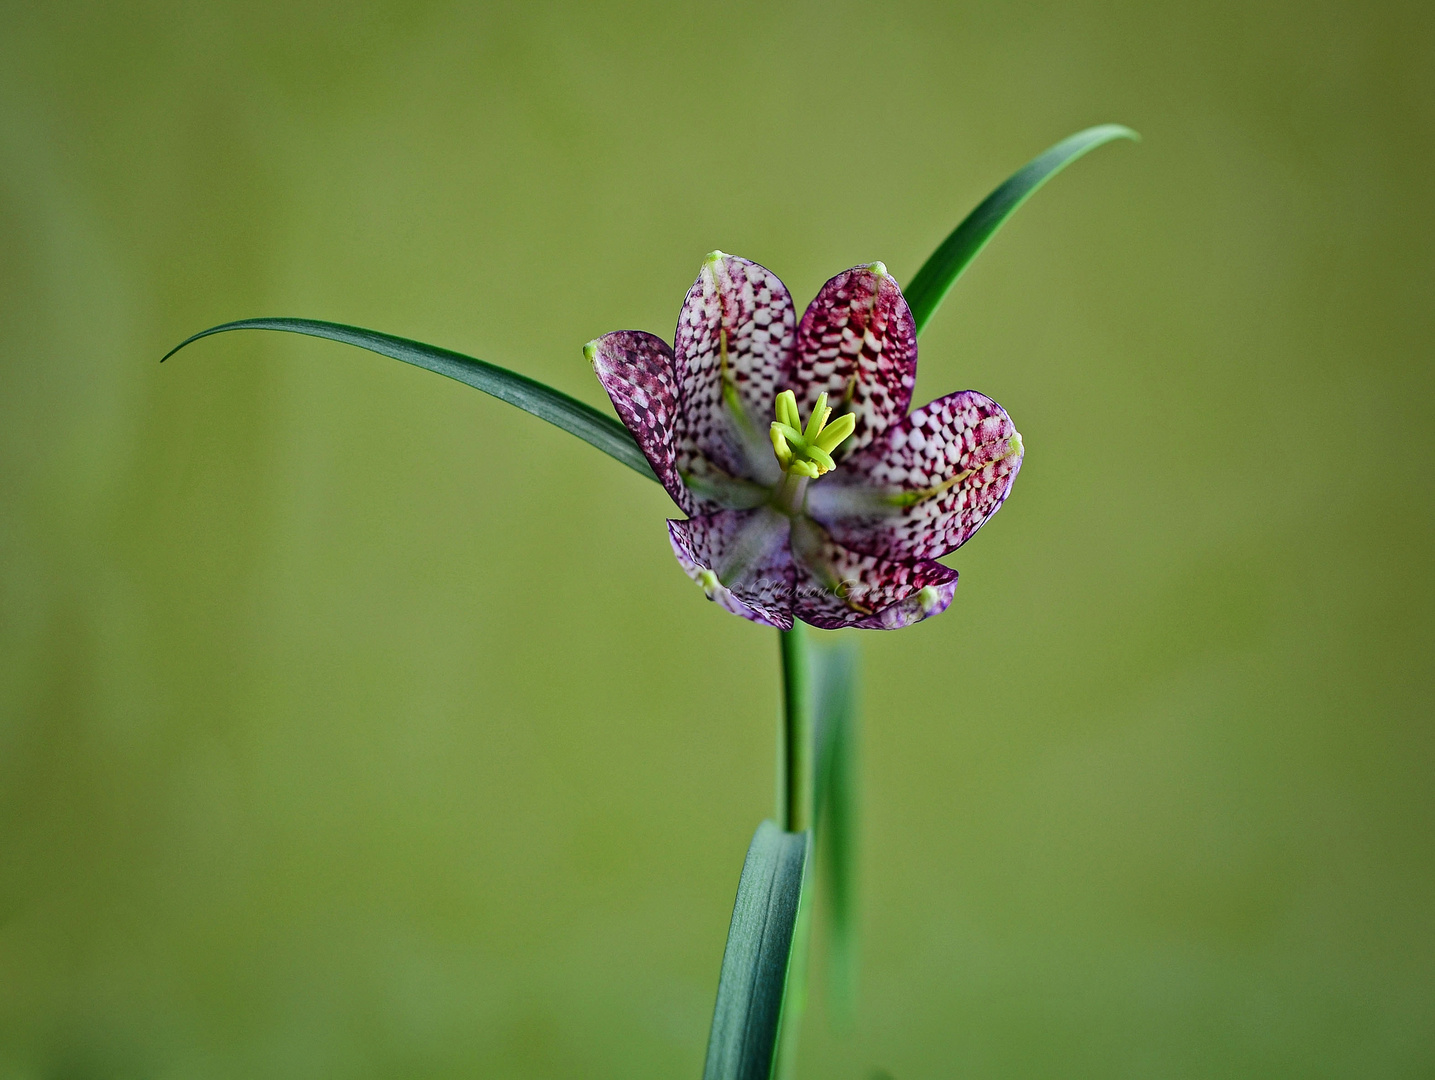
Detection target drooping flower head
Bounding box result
[586,252,1023,630]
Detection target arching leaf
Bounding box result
[811,634,860,1025]
[163,318,658,482]
[704,822,811,1080]
[905,124,1139,336]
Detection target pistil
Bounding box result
[771,469,810,516]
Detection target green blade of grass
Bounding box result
[704,822,812,1080]
[905,124,1139,337]
[811,634,860,1025]
[162,317,658,482]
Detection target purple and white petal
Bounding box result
[808,390,1023,562]
[668,509,795,629]
[588,330,694,512]
[791,265,917,459]
[788,519,958,630]
[673,254,795,486]
[848,574,958,629]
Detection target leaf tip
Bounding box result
[159,338,191,364]
[1098,122,1141,144]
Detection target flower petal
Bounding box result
[849,575,959,629]
[668,509,795,629]
[673,253,795,486]
[792,265,917,459]
[588,330,693,511]
[788,518,957,630]
[807,390,1023,561]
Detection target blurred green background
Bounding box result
[2,1,1432,1077]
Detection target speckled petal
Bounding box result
[668,509,795,628]
[808,390,1022,561]
[849,575,959,629]
[588,330,693,512]
[673,254,795,487]
[791,265,917,459]
[788,518,958,630]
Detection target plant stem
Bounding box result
[774,624,816,1080]
[778,623,812,833]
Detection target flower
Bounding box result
[586,252,1024,630]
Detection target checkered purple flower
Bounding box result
[586,253,1024,630]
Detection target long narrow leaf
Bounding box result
[162,318,658,482]
[904,124,1139,336]
[771,863,814,1080]
[704,822,811,1080]
[811,635,860,1025]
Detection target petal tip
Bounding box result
[697,567,720,598]
[855,574,958,630]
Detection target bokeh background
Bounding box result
[2,1,1432,1077]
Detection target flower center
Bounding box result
[767,390,856,517]
[769,389,856,480]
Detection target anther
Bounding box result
[768,389,857,478]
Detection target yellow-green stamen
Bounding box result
[769,390,856,479]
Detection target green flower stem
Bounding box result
[778,624,813,833]
[775,624,815,1080]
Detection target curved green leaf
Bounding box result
[162,318,658,482]
[704,821,811,1080]
[905,123,1139,337]
[811,634,860,1026]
